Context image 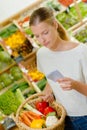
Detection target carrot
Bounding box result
[20,112,31,126]
[25,112,35,120]
[28,111,42,119]
[19,116,24,122]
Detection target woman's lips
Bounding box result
[44,42,49,46]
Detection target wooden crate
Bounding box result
[19,50,37,71]
[72,22,87,43]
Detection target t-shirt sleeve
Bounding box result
[80,46,87,83]
[36,51,43,73]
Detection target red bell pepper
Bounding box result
[36,101,49,114]
[43,106,55,116]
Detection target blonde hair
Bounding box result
[29,7,70,41]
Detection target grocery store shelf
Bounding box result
[68,17,87,32]
[0,78,25,95]
[0,62,16,75]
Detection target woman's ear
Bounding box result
[53,20,58,30]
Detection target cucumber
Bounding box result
[37,78,47,90]
[19,84,29,91]
[18,81,29,87]
[10,81,29,92]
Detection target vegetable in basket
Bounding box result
[43,106,56,116]
[45,115,58,127]
[15,89,43,115]
[19,110,43,127]
[30,119,45,128]
[36,101,49,114]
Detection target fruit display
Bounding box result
[28,69,45,82]
[0,23,33,58]
[4,31,33,58]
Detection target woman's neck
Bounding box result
[51,37,67,51]
[51,38,78,52]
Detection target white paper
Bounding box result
[47,70,64,82]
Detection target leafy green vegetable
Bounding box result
[0,24,18,38]
[25,28,34,37]
[56,1,87,30]
[73,26,87,43]
[70,2,87,19]
[0,90,20,115]
[0,51,12,62]
[10,66,23,80]
[46,1,60,11]
[0,73,13,86]
[15,89,42,115]
[56,11,78,29]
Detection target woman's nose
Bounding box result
[40,36,45,43]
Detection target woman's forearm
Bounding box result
[74,81,87,96]
[43,83,53,94]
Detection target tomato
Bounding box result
[23,16,30,22]
[36,101,49,114]
[58,0,73,7]
[43,106,55,116]
[82,0,87,2]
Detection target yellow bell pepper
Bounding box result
[30,119,45,128]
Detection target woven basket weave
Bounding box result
[15,92,66,130]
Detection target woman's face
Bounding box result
[31,21,58,50]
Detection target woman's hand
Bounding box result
[41,92,55,103]
[57,77,76,91]
[58,77,87,96]
[40,83,55,102]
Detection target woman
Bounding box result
[29,7,87,130]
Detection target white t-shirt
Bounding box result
[37,43,87,116]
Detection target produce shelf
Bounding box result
[0,78,26,96]
[0,0,87,126]
[0,64,24,92]
[0,24,34,60]
[72,22,87,44]
[19,50,37,71]
[56,0,87,31]
[0,45,16,74]
[0,62,16,75]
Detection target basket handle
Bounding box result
[16,92,44,120]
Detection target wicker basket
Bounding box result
[15,92,66,130]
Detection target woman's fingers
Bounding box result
[58,78,73,90]
[41,93,54,102]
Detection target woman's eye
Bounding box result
[35,35,39,38]
[44,31,48,34]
